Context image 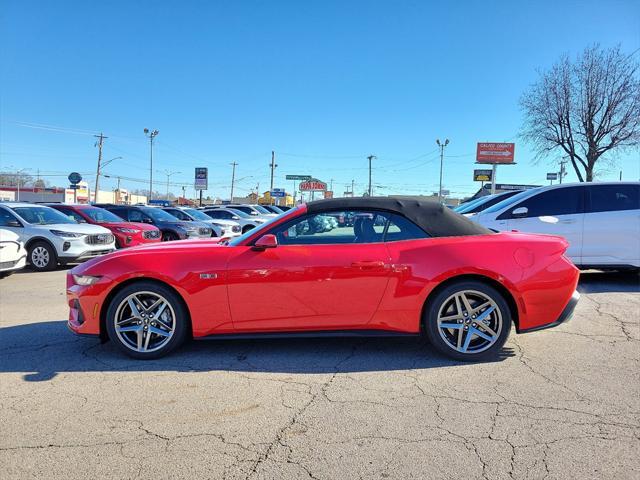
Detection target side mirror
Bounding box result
[511,207,528,218]
[7,219,22,227]
[253,234,278,250]
[142,217,154,224]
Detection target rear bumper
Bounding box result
[519,290,580,333]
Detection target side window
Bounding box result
[128,210,147,222]
[588,185,640,213]
[500,187,583,219]
[384,214,429,242]
[273,210,389,245]
[58,209,86,223]
[0,208,19,226]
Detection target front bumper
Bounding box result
[520,290,580,333]
[59,248,116,264]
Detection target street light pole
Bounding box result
[436,139,449,202]
[144,128,159,201]
[367,155,376,196]
[162,170,181,199]
[230,162,238,202]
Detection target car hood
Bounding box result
[33,223,112,234]
[0,228,21,242]
[98,222,159,231]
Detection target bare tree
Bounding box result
[520,45,640,181]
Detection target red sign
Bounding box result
[476,143,515,164]
[299,180,327,191]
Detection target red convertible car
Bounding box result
[67,198,580,361]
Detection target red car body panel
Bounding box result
[67,205,579,339]
[50,204,161,248]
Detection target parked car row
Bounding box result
[0,201,281,273]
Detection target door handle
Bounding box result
[351,261,385,269]
[559,219,576,224]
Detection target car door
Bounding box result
[0,207,25,241]
[582,184,640,267]
[497,186,585,264]
[226,210,392,332]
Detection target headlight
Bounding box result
[232,225,241,233]
[116,227,140,234]
[50,230,84,238]
[72,274,102,286]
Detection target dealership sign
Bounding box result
[546,172,558,180]
[473,169,493,182]
[476,143,515,164]
[195,167,208,190]
[270,188,285,197]
[299,180,327,191]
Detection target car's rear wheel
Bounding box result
[28,241,57,271]
[424,281,511,361]
[105,281,188,359]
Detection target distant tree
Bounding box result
[33,178,47,188]
[0,172,34,187]
[520,45,640,181]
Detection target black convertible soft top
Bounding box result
[306,197,492,237]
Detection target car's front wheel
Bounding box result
[424,281,511,361]
[28,241,57,271]
[105,281,189,359]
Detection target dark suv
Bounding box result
[96,204,213,241]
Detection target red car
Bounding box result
[67,198,579,361]
[49,204,161,248]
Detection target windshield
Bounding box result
[13,206,76,225]
[143,207,182,222]
[252,205,272,214]
[226,208,251,218]
[454,197,487,214]
[82,207,125,223]
[482,189,540,214]
[184,208,212,221]
[227,207,301,246]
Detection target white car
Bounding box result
[225,204,277,220]
[0,203,116,271]
[472,182,640,270]
[202,207,269,233]
[162,206,242,238]
[0,228,27,278]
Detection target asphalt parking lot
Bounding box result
[0,269,638,479]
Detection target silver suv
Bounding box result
[0,203,116,271]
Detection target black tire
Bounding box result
[161,231,179,242]
[423,280,511,362]
[28,241,57,271]
[105,281,189,359]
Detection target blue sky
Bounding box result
[1,0,639,199]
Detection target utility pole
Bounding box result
[351,179,355,197]
[144,128,159,201]
[230,162,238,202]
[559,158,568,184]
[181,186,186,204]
[94,133,107,203]
[162,170,181,199]
[436,139,449,202]
[269,151,277,204]
[330,178,334,192]
[367,155,376,196]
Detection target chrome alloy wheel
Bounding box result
[114,291,176,353]
[436,290,503,354]
[31,246,50,268]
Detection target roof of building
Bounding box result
[306,197,491,237]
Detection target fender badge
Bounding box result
[200,273,218,279]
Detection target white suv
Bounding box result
[472,182,640,270]
[0,203,116,271]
